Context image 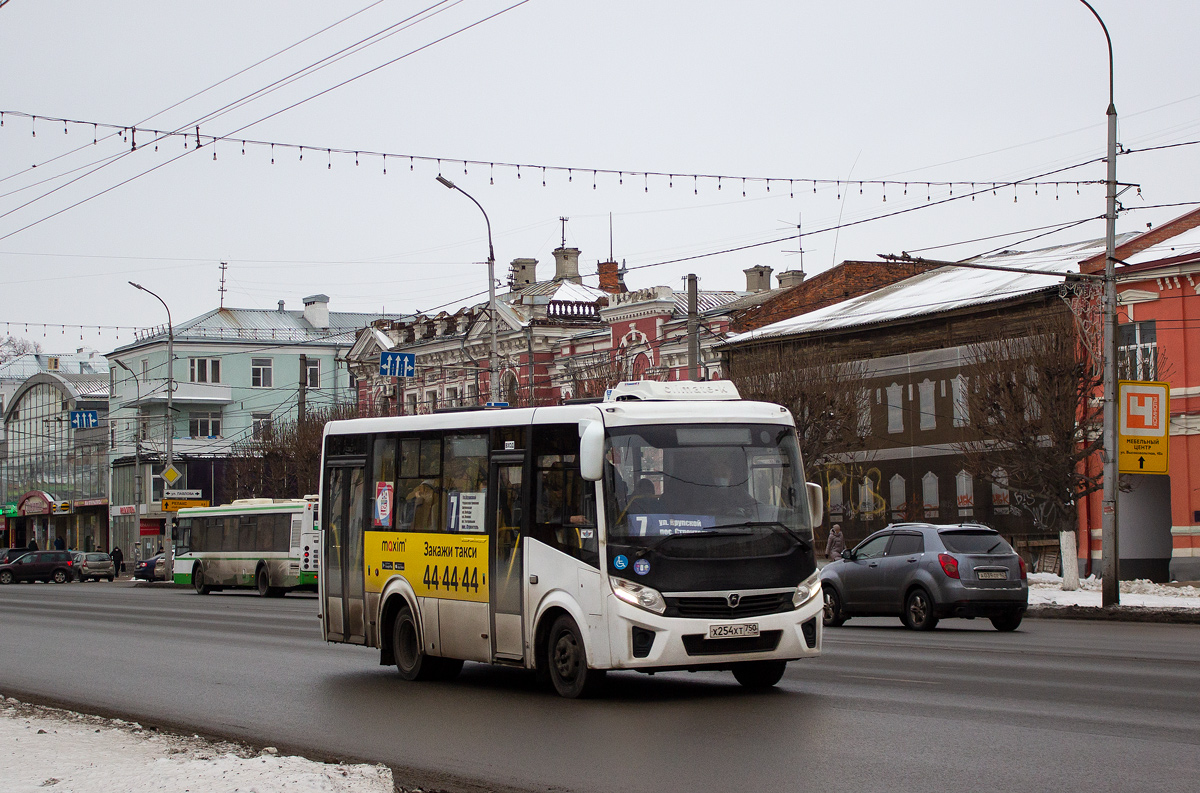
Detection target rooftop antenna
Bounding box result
[778,212,805,276]
[608,212,614,261]
[218,261,228,307]
[559,216,569,248]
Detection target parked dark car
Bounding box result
[820,523,1028,631]
[72,551,116,582]
[1,547,32,565]
[0,550,77,584]
[133,553,168,582]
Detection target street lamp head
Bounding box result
[436,175,456,190]
[114,358,132,373]
[129,281,144,291]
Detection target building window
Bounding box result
[1118,321,1157,381]
[918,378,935,430]
[859,477,880,520]
[886,383,904,434]
[305,358,320,389]
[890,474,906,520]
[922,472,939,519]
[405,393,418,415]
[425,390,438,412]
[189,411,222,438]
[189,358,220,383]
[445,386,459,408]
[952,374,969,427]
[251,358,273,388]
[141,359,149,378]
[991,467,1010,511]
[828,477,843,519]
[47,356,60,371]
[857,389,871,436]
[252,413,272,439]
[956,470,974,517]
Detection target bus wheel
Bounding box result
[256,567,283,597]
[194,565,212,595]
[434,658,464,682]
[547,615,605,698]
[732,660,787,690]
[392,603,437,681]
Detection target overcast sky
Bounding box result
[1,1,1197,353]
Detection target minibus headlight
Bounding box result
[793,569,822,608]
[610,576,666,615]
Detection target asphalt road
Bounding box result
[1,581,1197,793]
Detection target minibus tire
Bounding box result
[547,615,605,698]
[393,603,438,681]
[732,660,787,690]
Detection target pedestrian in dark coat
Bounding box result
[110,546,124,575]
[825,523,846,560]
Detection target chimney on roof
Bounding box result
[277,300,285,312]
[303,294,329,329]
[552,247,582,284]
[777,270,806,289]
[743,265,773,292]
[510,258,538,288]
[597,260,626,294]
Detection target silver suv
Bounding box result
[820,523,1028,631]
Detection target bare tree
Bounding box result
[955,311,1103,590]
[225,404,359,500]
[559,349,635,401]
[0,335,42,363]
[728,343,872,468]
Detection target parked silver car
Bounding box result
[72,551,116,582]
[820,523,1028,631]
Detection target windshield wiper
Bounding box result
[709,521,813,551]
[633,528,753,557]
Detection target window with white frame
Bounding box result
[952,374,969,427]
[252,413,272,439]
[425,390,438,412]
[189,411,222,438]
[305,358,320,389]
[1118,320,1157,381]
[857,389,872,436]
[991,467,1010,510]
[405,393,418,415]
[886,383,904,434]
[956,470,974,516]
[189,358,220,383]
[141,359,149,378]
[828,477,843,519]
[918,378,936,430]
[445,386,459,408]
[890,474,907,519]
[251,358,273,388]
[922,471,939,518]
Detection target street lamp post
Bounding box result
[129,282,174,566]
[436,175,501,404]
[1079,0,1121,607]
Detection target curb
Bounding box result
[1026,604,1200,624]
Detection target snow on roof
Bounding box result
[727,234,1137,344]
[1124,224,1200,265]
[549,280,607,303]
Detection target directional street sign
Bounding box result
[1118,380,1170,475]
[69,410,99,429]
[379,351,416,378]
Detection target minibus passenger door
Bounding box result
[488,455,526,660]
[323,462,367,644]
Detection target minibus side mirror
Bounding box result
[579,420,605,482]
[806,482,823,529]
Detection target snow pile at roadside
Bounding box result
[1028,572,1200,609]
[0,697,392,793]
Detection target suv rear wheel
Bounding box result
[990,611,1023,632]
[902,588,939,631]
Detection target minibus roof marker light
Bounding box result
[602,381,742,402]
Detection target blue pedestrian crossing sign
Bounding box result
[379,351,416,378]
[69,410,99,429]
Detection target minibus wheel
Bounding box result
[547,615,605,698]
[732,660,787,690]
[393,603,441,681]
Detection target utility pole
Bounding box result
[686,274,700,381]
[298,353,308,423]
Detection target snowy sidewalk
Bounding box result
[1028,572,1200,609]
[0,697,394,793]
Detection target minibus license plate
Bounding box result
[709,622,760,639]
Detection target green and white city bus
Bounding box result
[173,497,320,596]
[319,380,825,697]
